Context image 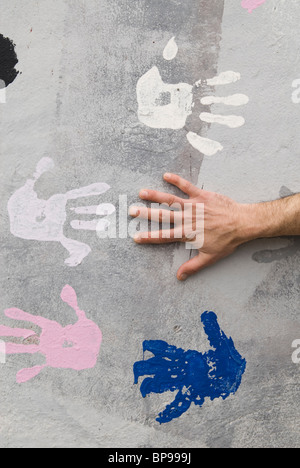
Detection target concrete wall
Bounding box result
[0,0,299,448]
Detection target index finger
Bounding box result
[163,173,200,197]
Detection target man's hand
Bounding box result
[129,173,300,281]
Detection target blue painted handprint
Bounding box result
[134,312,246,424]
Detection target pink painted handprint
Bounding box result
[0,286,102,383]
[241,0,267,13]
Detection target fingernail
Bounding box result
[129,207,140,216]
[139,190,148,198]
[164,173,171,180]
[180,273,188,281]
[134,233,142,242]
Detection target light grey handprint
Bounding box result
[8,158,115,267]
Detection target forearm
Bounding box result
[240,194,300,241]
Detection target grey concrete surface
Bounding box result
[0,0,299,448]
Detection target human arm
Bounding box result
[129,173,300,281]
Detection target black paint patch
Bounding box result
[0,34,19,87]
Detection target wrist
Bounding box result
[236,203,274,243]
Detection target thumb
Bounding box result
[177,252,214,281]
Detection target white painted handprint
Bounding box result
[8,158,115,267]
[136,38,249,156]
